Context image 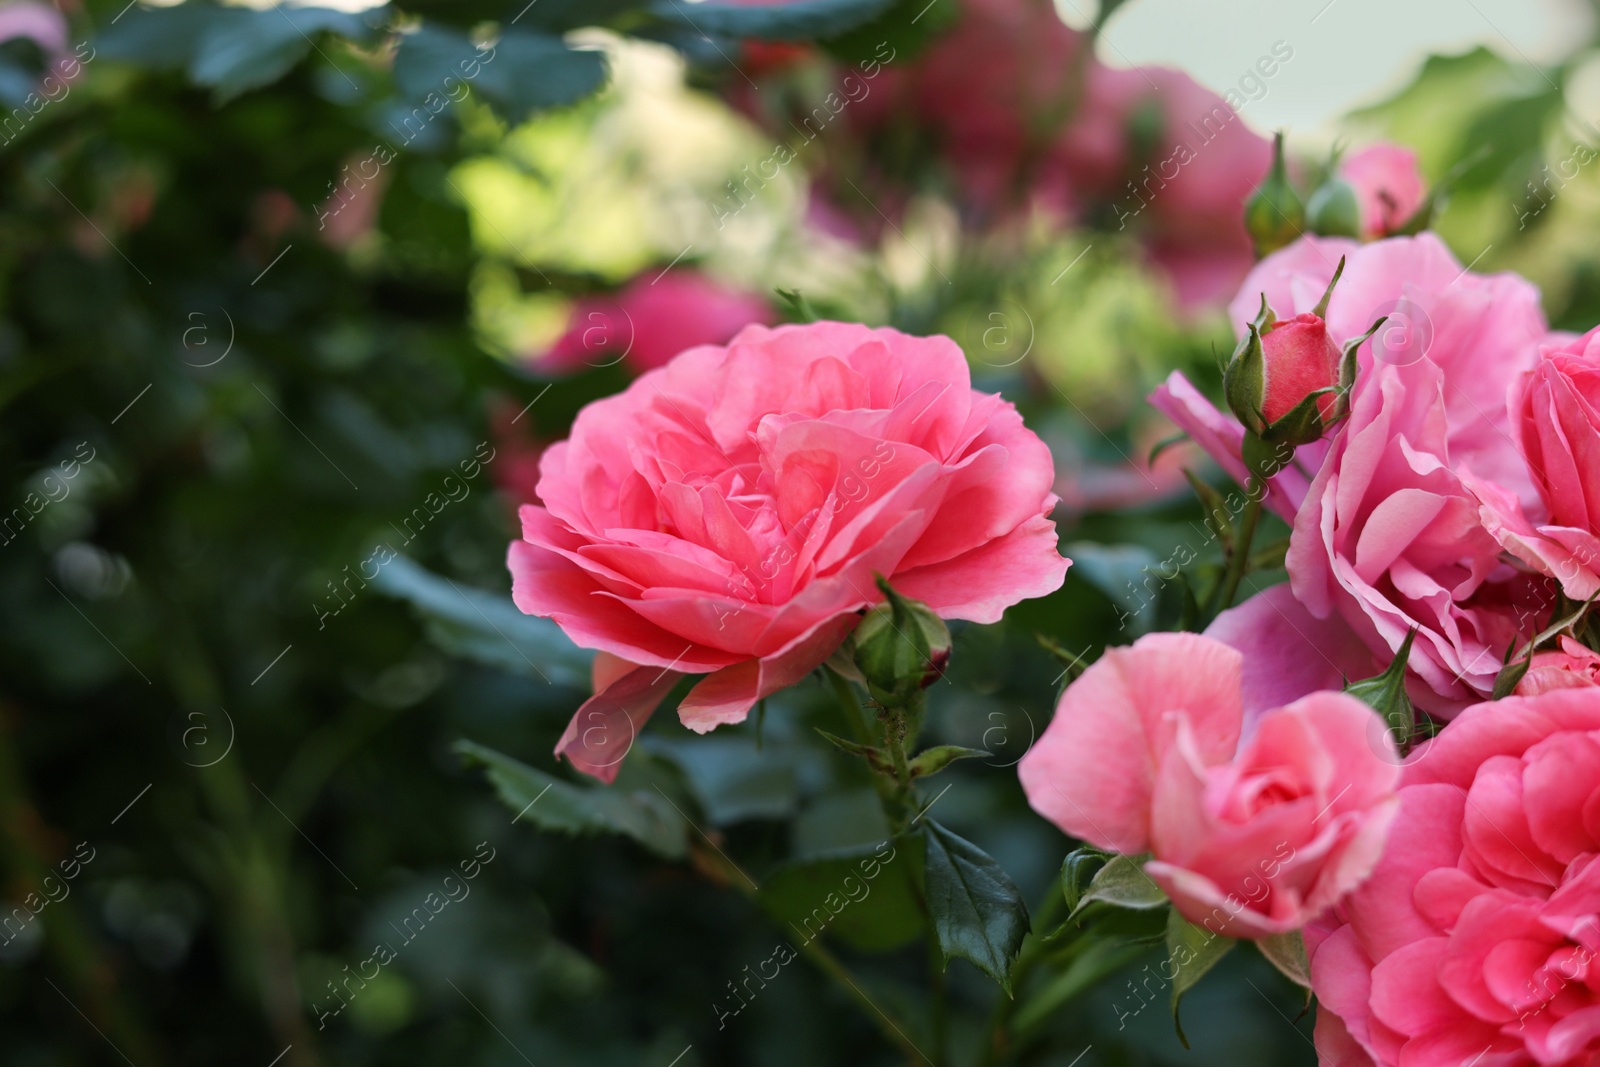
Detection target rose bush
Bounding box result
[1309,689,1600,1067]
[1019,633,1400,937]
[509,320,1070,780]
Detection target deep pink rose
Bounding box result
[1468,327,1600,601]
[1517,637,1600,697]
[1019,633,1400,938]
[1339,143,1427,240]
[536,271,774,375]
[1308,689,1600,1067]
[1260,312,1344,424]
[510,321,1070,780]
[1153,234,1551,714]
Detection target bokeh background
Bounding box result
[2,0,1598,1064]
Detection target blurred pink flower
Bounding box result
[1516,636,1600,696]
[537,271,775,376]
[1339,143,1427,239]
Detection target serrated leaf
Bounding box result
[1167,910,1235,1048]
[760,840,920,951]
[921,820,1029,994]
[907,744,988,778]
[649,0,895,41]
[1070,853,1166,917]
[370,555,592,687]
[455,740,687,859]
[1257,929,1311,987]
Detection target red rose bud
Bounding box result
[1259,313,1342,425]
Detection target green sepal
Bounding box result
[1312,256,1347,320]
[1223,323,1267,434]
[1260,386,1336,448]
[1345,628,1416,752]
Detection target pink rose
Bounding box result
[1468,327,1600,601]
[1339,143,1427,240]
[1018,633,1400,938]
[510,321,1070,781]
[1308,689,1600,1067]
[1152,234,1551,714]
[536,271,774,375]
[1517,637,1600,696]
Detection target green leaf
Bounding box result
[1167,910,1236,1048]
[455,740,687,859]
[649,0,896,41]
[776,288,821,323]
[1070,853,1166,917]
[760,840,920,951]
[370,556,592,688]
[95,2,219,69]
[393,24,487,102]
[651,735,800,826]
[906,745,988,778]
[473,30,609,122]
[1257,929,1311,988]
[920,820,1030,994]
[189,7,376,104]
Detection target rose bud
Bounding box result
[854,578,952,707]
[1222,258,1383,475]
[1244,131,1304,257]
[1305,175,1361,238]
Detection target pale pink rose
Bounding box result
[1468,327,1600,601]
[536,271,774,376]
[510,322,1070,781]
[1339,143,1427,240]
[1517,636,1600,696]
[1019,632,1400,938]
[1153,234,1551,714]
[1308,689,1600,1067]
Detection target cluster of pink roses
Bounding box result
[1078,230,1600,1066]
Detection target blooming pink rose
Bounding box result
[1468,327,1600,601]
[536,271,774,376]
[1019,633,1400,938]
[1153,234,1551,714]
[1517,637,1600,696]
[1308,689,1600,1067]
[1339,143,1427,240]
[511,321,1070,781]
